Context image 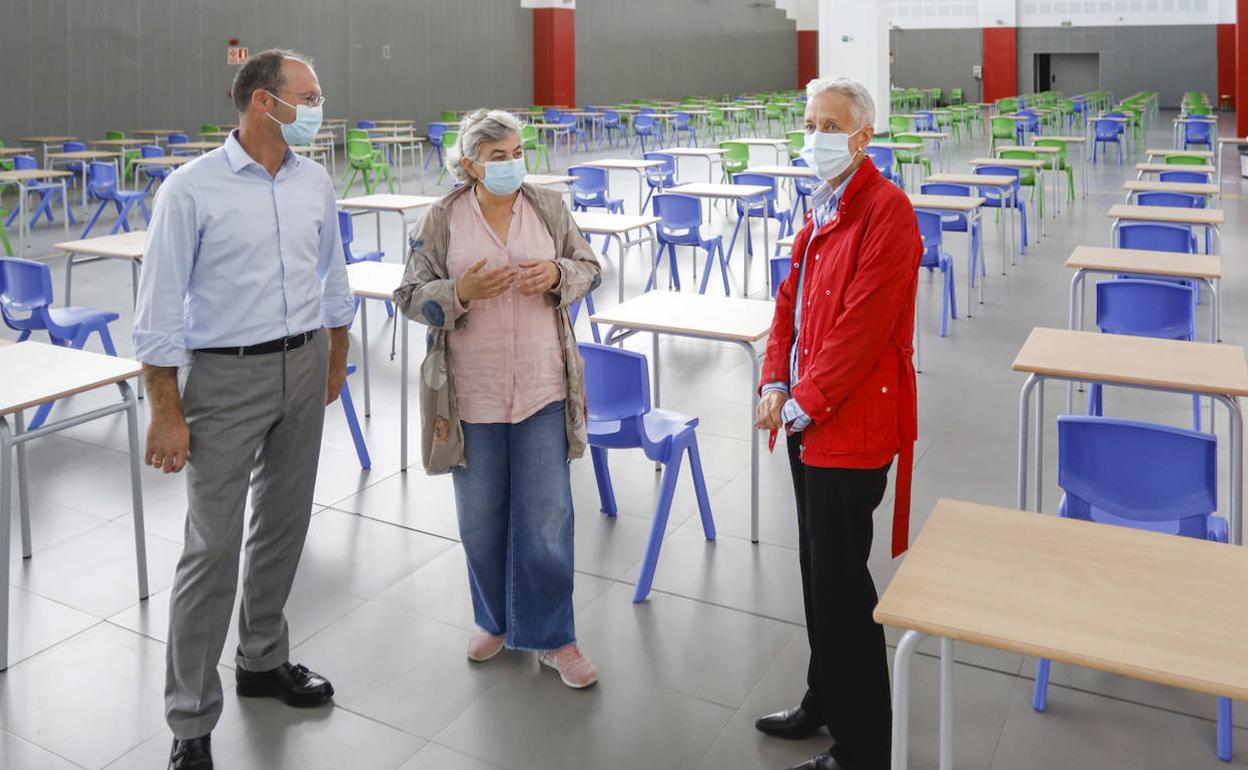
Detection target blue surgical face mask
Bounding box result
[800,126,864,181]
[476,157,527,196]
[265,92,323,146]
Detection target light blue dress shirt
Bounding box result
[763,168,858,432]
[133,131,356,367]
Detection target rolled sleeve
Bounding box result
[761,381,790,396]
[318,183,356,329]
[132,176,197,367]
[781,397,811,431]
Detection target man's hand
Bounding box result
[517,260,560,296]
[143,364,190,473]
[754,389,789,430]
[326,326,349,405]
[456,259,516,303]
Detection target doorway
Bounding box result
[1033,53,1100,96]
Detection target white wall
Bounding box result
[886,0,1232,29]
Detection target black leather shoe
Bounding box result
[755,706,822,740]
[168,735,212,770]
[787,752,845,770]
[236,662,334,707]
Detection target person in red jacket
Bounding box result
[752,77,921,770]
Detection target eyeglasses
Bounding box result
[270,90,326,109]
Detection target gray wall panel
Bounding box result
[576,0,795,106]
[889,28,983,105]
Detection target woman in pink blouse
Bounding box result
[394,110,602,688]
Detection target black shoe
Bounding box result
[235,662,334,707]
[755,706,822,740]
[787,752,844,770]
[168,735,212,770]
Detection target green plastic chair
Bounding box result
[786,130,804,160]
[764,103,786,134]
[440,111,458,122]
[950,88,963,105]
[1000,149,1043,221]
[0,140,12,172]
[893,132,931,181]
[999,97,1019,113]
[1034,138,1074,203]
[889,115,911,135]
[521,124,552,173]
[935,110,958,142]
[200,124,221,134]
[344,138,394,195]
[718,141,749,181]
[106,131,142,183]
[706,107,728,142]
[989,116,1017,151]
[435,130,459,185]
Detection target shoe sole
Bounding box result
[538,655,598,689]
[467,644,504,663]
[235,681,334,708]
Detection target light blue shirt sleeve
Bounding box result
[761,381,790,396]
[132,175,197,367]
[317,178,356,329]
[781,397,811,432]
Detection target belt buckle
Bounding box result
[284,335,294,352]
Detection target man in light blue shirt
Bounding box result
[132,49,354,770]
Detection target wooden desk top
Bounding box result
[1145,148,1214,159]
[365,126,414,135]
[1012,327,1248,397]
[346,261,405,300]
[289,144,332,154]
[589,290,774,344]
[1122,179,1219,196]
[925,173,1017,187]
[526,174,576,186]
[663,147,727,157]
[371,119,416,126]
[47,150,120,161]
[1136,162,1216,174]
[874,498,1248,702]
[134,129,182,136]
[130,156,192,167]
[583,159,664,170]
[1039,135,1087,143]
[0,169,73,182]
[1107,203,1224,226]
[337,194,439,212]
[19,136,76,143]
[910,131,949,140]
[992,145,1061,154]
[668,182,773,199]
[199,131,232,139]
[1217,136,1248,146]
[871,142,923,151]
[93,138,150,147]
[969,157,1046,169]
[1173,116,1218,123]
[572,212,660,233]
[369,136,425,145]
[0,342,142,416]
[55,230,147,260]
[0,148,23,157]
[171,141,221,151]
[1066,245,1220,281]
[744,165,816,178]
[777,233,796,249]
[733,137,788,145]
[908,193,987,212]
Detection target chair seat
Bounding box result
[113,189,148,203]
[49,305,120,328]
[350,250,384,263]
[588,408,698,463]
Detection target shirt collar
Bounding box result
[811,166,858,211]
[223,129,301,175]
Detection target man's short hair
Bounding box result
[805,77,877,129]
[230,49,313,114]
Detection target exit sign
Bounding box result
[227,46,249,65]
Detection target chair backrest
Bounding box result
[1056,415,1216,536]
[731,172,778,208]
[921,182,971,197]
[1159,170,1210,184]
[140,144,164,158]
[442,130,460,156]
[603,110,620,123]
[356,120,376,129]
[347,138,375,162]
[440,111,458,122]
[0,257,54,316]
[1116,222,1194,254]
[105,130,125,140]
[578,342,650,421]
[914,209,943,263]
[337,210,355,253]
[63,141,86,153]
[13,155,37,171]
[791,157,819,193]
[642,152,676,182]
[719,141,749,165]
[865,145,895,173]
[87,161,119,197]
[673,111,691,129]
[200,124,221,134]
[653,193,703,232]
[1033,138,1068,162]
[1137,191,1202,209]
[544,108,563,122]
[347,128,370,142]
[786,130,804,156]
[1166,154,1208,166]
[888,115,910,134]
[568,166,609,195]
[634,115,655,130]
[168,133,189,144]
[428,123,447,140]
[1094,118,1121,139]
[1095,277,1195,341]
[1185,121,1212,141]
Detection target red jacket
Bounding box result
[760,157,921,557]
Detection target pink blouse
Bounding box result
[446,191,566,425]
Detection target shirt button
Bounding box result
[815,255,820,261]
[882,386,888,393]
[824,290,830,296]
[825,407,831,412]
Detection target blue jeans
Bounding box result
[452,399,576,651]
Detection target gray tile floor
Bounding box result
[2,111,1246,769]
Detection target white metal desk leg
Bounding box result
[120,381,149,598]
[1035,377,1045,513]
[940,638,954,770]
[13,410,30,558]
[1213,394,1244,545]
[400,318,409,471]
[1018,373,1040,511]
[360,301,371,416]
[734,339,761,543]
[0,416,11,671]
[891,630,927,770]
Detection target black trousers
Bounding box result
[788,435,892,770]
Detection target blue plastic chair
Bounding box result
[600,110,626,148]
[61,141,87,179]
[138,145,171,195]
[921,183,980,287]
[641,152,678,213]
[356,120,376,129]
[789,158,820,217]
[1015,109,1041,140]
[974,165,1029,255]
[569,166,625,216]
[866,146,902,189]
[426,123,447,169]
[337,210,393,318]
[727,173,794,261]
[543,107,563,123]
[579,342,715,603]
[648,193,728,295]
[1089,278,1200,430]
[568,271,602,343]
[5,156,75,230]
[914,210,957,337]
[80,162,151,238]
[1033,415,1231,762]
[1184,118,1214,151]
[557,113,589,153]
[0,257,120,430]
[1137,191,1208,252]
[631,115,661,154]
[1160,170,1210,184]
[338,363,371,469]
[1092,118,1123,164]
[671,111,698,147]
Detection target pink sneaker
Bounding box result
[467,632,505,663]
[538,644,599,689]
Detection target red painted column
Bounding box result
[533,8,575,107]
[981,27,1017,102]
[1218,24,1236,110]
[1238,0,1248,135]
[797,30,818,89]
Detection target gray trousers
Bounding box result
[165,331,328,739]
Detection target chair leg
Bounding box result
[685,437,715,540]
[339,377,372,469]
[80,199,109,239]
[632,449,684,603]
[590,446,617,515]
[1218,697,1233,762]
[1032,658,1051,711]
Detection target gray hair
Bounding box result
[446,109,524,184]
[230,48,314,113]
[805,77,876,130]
